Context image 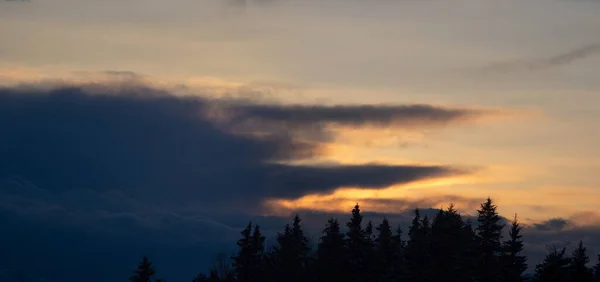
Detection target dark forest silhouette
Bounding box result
[131,198,600,282]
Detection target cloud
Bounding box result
[482,43,600,73]
[209,101,498,145]
[222,103,482,128]
[0,84,471,211]
[532,218,571,232]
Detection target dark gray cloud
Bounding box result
[482,43,600,73]
[533,218,570,232]
[221,103,481,128]
[0,85,468,209]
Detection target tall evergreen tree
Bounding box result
[569,241,593,282]
[392,225,406,280]
[130,256,159,282]
[363,220,376,282]
[232,222,264,282]
[269,215,310,282]
[316,218,348,282]
[534,246,571,282]
[430,204,471,282]
[501,214,527,282]
[405,209,432,282]
[374,218,399,282]
[475,198,505,282]
[346,204,367,282]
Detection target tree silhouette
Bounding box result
[534,246,571,282]
[126,197,600,282]
[405,209,432,282]
[430,204,472,282]
[501,214,527,282]
[130,256,162,282]
[232,222,265,282]
[315,218,348,282]
[374,218,400,282]
[569,241,593,282]
[594,254,600,282]
[475,198,505,282]
[346,204,369,282]
[269,215,310,282]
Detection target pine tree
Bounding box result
[501,214,527,282]
[363,220,376,282]
[430,204,471,282]
[374,218,400,282]
[475,197,505,282]
[392,225,406,280]
[346,204,367,282]
[130,256,159,282]
[270,215,310,282]
[570,241,593,282]
[533,246,571,282]
[405,209,432,282]
[232,222,264,282]
[316,218,348,282]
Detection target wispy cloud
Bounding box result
[481,43,600,73]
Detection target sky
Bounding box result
[0,0,599,281]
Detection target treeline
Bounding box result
[129,198,600,282]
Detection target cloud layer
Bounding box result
[0,84,476,211]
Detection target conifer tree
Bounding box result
[430,204,470,282]
[501,214,527,282]
[570,241,593,282]
[392,225,406,280]
[270,215,310,282]
[232,222,264,282]
[363,220,376,282]
[534,246,571,282]
[316,218,348,282]
[405,209,432,282]
[476,198,505,282]
[346,204,367,282]
[375,218,400,282]
[130,256,160,282]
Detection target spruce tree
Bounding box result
[270,215,310,282]
[475,198,505,282]
[392,225,406,280]
[346,204,367,282]
[501,214,527,282]
[316,218,348,282]
[374,218,397,282]
[363,220,376,282]
[232,222,264,282]
[534,246,571,282]
[405,209,432,282]
[430,204,470,282]
[130,256,159,282]
[570,241,593,282]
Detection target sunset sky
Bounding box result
[1,0,599,281]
